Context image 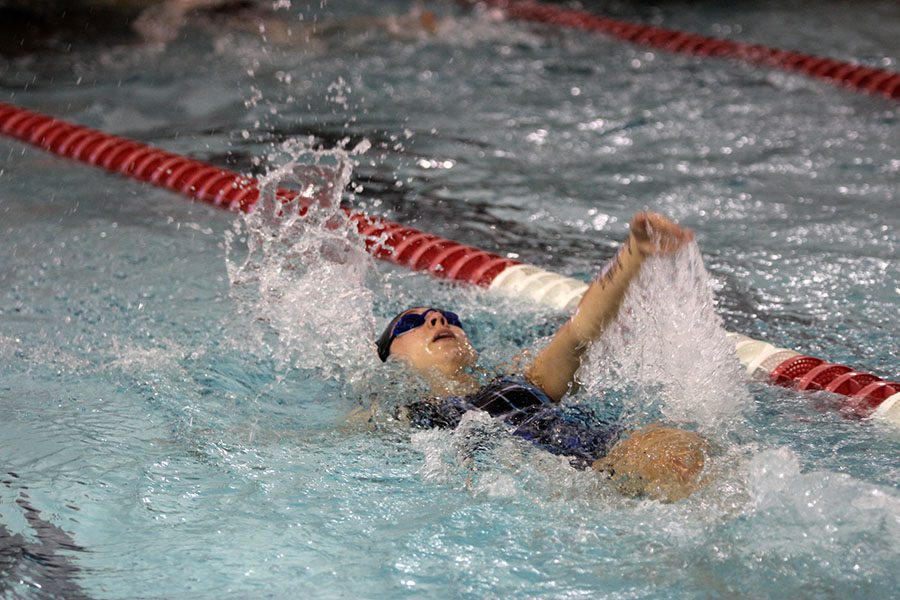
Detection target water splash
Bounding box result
[410,409,613,503]
[224,141,377,387]
[579,243,750,436]
[739,446,900,586]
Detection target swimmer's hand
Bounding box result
[629,211,694,256]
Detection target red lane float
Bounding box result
[461,0,900,101]
[0,102,897,423]
[0,102,519,286]
[770,356,898,419]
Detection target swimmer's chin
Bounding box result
[425,340,477,364]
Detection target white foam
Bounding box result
[746,447,900,554]
[224,142,378,387]
[0,334,19,360]
[103,337,191,376]
[579,243,751,435]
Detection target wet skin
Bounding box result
[383,213,708,502]
[387,308,479,387]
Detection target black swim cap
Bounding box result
[376,307,464,362]
[375,311,406,362]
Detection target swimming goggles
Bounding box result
[391,309,463,337]
[376,308,464,362]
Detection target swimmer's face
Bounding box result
[387,307,477,377]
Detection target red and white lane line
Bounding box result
[0,102,520,287]
[460,0,900,101]
[1,102,896,425]
[488,265,899,424]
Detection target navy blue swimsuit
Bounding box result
[402,376,622,469]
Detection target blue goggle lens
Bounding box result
[391,309,463,338]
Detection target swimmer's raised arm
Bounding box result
[372,212,705,501]
[525,212,694,402]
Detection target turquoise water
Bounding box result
[1,1,898,598]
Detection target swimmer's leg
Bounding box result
[592,424,709,502]
[525,212,694,401]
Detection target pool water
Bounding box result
[1,0,898,598]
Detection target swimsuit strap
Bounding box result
[399,375,546,429]
[467,375,551,416]
[401,375,621,468]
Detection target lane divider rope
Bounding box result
[460,0,900,101]
[488,268,899,422]
[0,102,519,287]
[1,102,896,425]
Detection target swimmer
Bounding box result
[376,212,709,502]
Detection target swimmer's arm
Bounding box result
[525,232,646,401]
[525,213,693,402]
